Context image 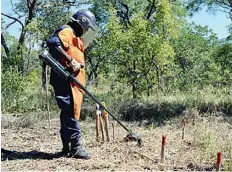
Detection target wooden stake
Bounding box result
[182,119,186,140]
[161,135,166,163]
[102,102,110,142]
[96,115,100,142]
[112,122,115,141]
[216,152,222,171]
[45,66,51,129]
[96,104,101,142]
[99,115,105,143]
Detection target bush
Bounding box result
[1,68,27,113]
[1,68,58,114]
[85,82,232,123]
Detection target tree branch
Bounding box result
[217,1,231,10]
[61,0,88,6]
[228,0,232,7]
[4,14,25,30]
[27,0,37,23]
[217,8,231,14]
[119,0,132,26]
[27,0,30,9]
[146,0,156,19]
[10,0,22,17]
[5,20,17,30]
[63,0,76,3]
[1,13,24,29]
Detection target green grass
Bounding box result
[2,70,231,119]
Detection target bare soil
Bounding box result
[1,114,232,171]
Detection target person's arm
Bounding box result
[55,46,85,71]
[57,28,85,71]
[55,46,72,63]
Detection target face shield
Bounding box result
[81,22,100,49]
[70,13,100,48]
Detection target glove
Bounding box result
[70,59,85,72]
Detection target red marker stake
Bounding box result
[161,135,166,163]
[216,152,222,171]
[182,119,186,140]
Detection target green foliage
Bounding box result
[185,0,232,40]
[1,0,232,114]
[1,68,27,113]
[1,32,22,72]
[1,67,58,113]
[86,78,232,121]
[31,7,71,42]
[211,42,232,86]
[186,0,232,16]
[172,23,220,89]
[96,1,180,98]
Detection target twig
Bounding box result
[122,143,158,163]
[45,66,51,128]
[116,142,185,169]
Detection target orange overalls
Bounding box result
[58,26,85,120]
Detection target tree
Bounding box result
[172,22,220,89]
[1,0,89,75]
[2,0,39,75]
[212,42,232,86]
[186,0,232,20]
[97,0,180,98]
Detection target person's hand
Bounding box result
[70,59,85,72]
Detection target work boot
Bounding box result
[70,140,91,159]
[61,141,70,157]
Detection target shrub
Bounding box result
[1,68,58,113]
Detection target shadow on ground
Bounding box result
[1,148,62,161]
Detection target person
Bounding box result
[46,10,99,160]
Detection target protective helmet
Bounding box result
[70,10,98,34]
[70,10,100,48]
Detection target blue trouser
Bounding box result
[60,110,81,143]
[51,70,81,144]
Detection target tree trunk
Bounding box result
[94,72,98,87]
[1,33,10,57]
[16,0,37,75]
[146,79,150,97]
[146,0,156,19]
[155,65,162,89]
[17,30,26,75]
[87,57,99,86]
[132,60,137,99]
[132,82,136,99]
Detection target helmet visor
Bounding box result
[81,25,100,48]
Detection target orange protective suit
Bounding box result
[58,26,85,120]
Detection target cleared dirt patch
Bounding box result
[1,113,232,171]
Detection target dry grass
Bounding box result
[1,111,232,171]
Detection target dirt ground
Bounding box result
[1,114,232,171]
